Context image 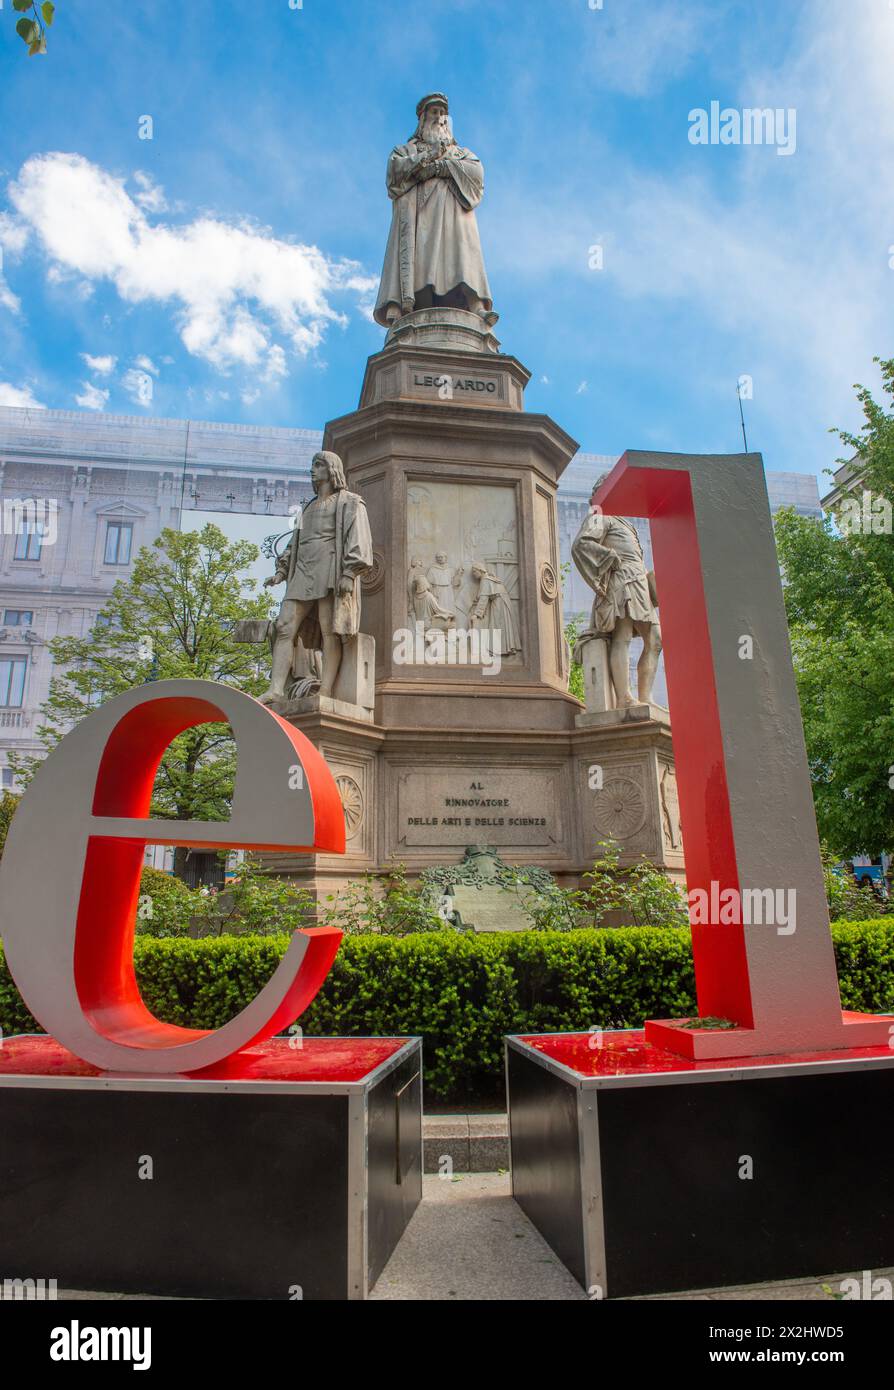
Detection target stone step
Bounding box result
[422,1113,509,1173]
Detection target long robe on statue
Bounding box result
[374,140,494,326]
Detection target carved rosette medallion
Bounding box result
[591,775,647,840]
[362,550,386,594]
[335,774,364,837]
[539,561,558,603]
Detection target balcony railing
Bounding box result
[0,711,31,728]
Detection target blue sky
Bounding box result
[2,0,893,492]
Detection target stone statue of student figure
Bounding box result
[260,451,373,704]
[571,477,662,707]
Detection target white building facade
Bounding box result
[0,407,320,788]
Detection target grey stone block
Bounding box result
[423,1114,470,1173]
[422,1114,509,1172]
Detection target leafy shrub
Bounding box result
[135,858,444,938]
[137,866,202,937]
[0,791,19,861]
[198,859,317,937]
[822,845,893,921]
[3,920,892,1104]
[569,839,689,929]
[324,864,446,936]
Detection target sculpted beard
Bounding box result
[421,111,452,154]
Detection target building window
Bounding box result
[13,525,43,561]
[3,610,33,627]
[1,768,15,790]
[0,657,27,707]
[104,522,133,565]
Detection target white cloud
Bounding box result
[132,171,168,214]
[121,366,154,407]
[0,382,45,408]
[75,381,109,410]
[0,212,26,314]
[81,352,117,375]
[0,279,19,314]
[264,344,287,380]
[6,152,377,378]
[0,212,28,257]
[134,353,158,375]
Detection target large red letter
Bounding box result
[597,452,890,1059]
[0,680,345,1073]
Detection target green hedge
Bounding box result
[2,921,893,1103]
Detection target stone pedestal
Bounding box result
[275,331,683,898]
[279,694,374,725]
[572,707,683,882]
[331,632,375,715]
[261,706,383,900]
[381,305,501,356]
[575,702,670,730]
[573,631,614,715]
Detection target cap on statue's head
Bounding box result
[416,92,449,117]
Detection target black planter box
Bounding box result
[0,1034,422,1300]
[506,1030,894,1299]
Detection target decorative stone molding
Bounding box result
[335,774,364,837]
[362,549,386,594]
[539,561,558,603]
[591,773,647,840]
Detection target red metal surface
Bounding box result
[0,1034,410,1084]
[0,681,350,1074]
[593,456,894,1061]
[72,691,344,1064]
[519,1030,894,1078]
[595,458,751,1028]
[267,706,346,858]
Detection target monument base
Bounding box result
[574,702,670,730]
[506,1030,894,1299]
[0,1035,422,1300]
[266,709,684,900]
[276,693,374,724]
[380,305,501,355]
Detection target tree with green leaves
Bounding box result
[774,357,894,860]
[9,524,273,879]
[0,791,20,860]
[12,0,55,56]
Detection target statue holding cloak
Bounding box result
[260,451,373,703]
[374,93,496,328]
[570,480,662,707]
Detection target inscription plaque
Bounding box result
[396,768,560,847]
